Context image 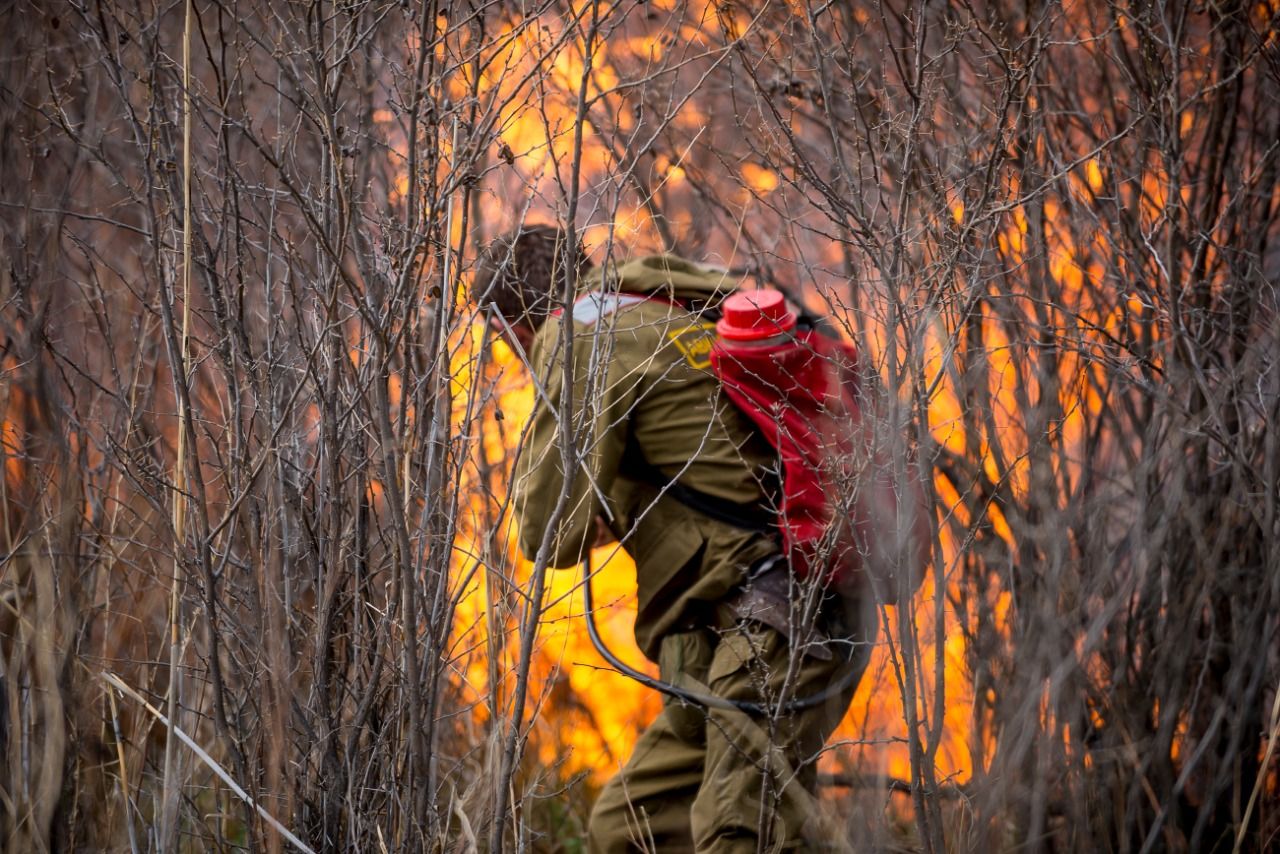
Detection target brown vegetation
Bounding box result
[1,0,1277,851]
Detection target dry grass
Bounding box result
[1,0,1278,851]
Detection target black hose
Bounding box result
[580,554,870,716]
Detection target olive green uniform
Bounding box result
[514,256,866,853]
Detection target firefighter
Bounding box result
[475,225,870,853]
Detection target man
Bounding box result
[475,224,869,853]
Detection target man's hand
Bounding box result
[593,515,618,548]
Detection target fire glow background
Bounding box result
[1,0,1278,851]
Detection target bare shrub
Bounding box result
[0,0,1276,851]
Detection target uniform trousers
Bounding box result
[587,616,867,853]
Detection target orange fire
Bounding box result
[423,1,992,798]
[444,320,979,791]
[415,0,1145,808]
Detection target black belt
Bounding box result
[619,436,777,533]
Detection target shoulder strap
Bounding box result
[620,437,775,534]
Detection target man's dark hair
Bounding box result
[473,224,591,330]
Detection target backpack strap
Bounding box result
[620,437,776,534]
[568,285,774,533]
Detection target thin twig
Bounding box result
[103,672,317,854]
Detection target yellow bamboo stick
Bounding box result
[161,1,193,848]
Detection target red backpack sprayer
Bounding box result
[580,286,930,714]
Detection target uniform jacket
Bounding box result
[514,255,777,659]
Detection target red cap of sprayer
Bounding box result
[716,290,797,342]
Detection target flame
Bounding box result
[1085,159,1104,193]
[417,0,1177,811]
[1,354,31,498]
[0,3,1266,847]
[464,18,620,187]
[360,0,1164,806]
[444,325,660,784]
[654,154,687,187]
[741,162,779,195]
[449,304,986,789]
